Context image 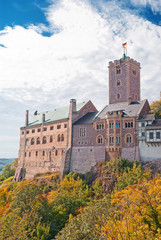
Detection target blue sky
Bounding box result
[0,0,161,157]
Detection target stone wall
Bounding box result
[139,141,161,162]
[70,146,105,173]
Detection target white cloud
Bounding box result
[0,0,161,157]
[130,0,161,13]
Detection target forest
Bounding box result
[0,157,161,240]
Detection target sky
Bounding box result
[0,0,161,158]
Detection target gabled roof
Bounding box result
[27,101,88,127]
[95,100,148,120]
[73,112,98,125]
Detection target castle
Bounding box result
[14,51,161,181]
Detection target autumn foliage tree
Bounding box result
[150,98,161,118]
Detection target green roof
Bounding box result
[26,101,88,127]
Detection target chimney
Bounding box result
[42,113,45,123]
[25,110,29,126]
[70,99,76,112]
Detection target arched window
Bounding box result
[97,135,103,144]
[37,137,40,144]
[36,151,38,156]
[131,122,133,128]
[61,134,64,141]
[117,93,120,99]
[43,151,45,156]
[128,122,131,128]
[50,135,53,143]
[31,138,35,145]
[126,134,132,144]
[55,150,58,156]
[25,139,29,146]
[42,136,47,144]
[57,134,60,142]
[125,123,128,128]
[117,80,120,86]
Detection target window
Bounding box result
[116,122,120,128]
[126,134,132,143]
[85,141,87,144]
[125,122,133,128]
[42,136,47,144]
[116,69,121,74]
[117,93,120,99]
[22,131,24,135]
[110,136,114,143]
[141,122,145,127]
[50,135,53,143]
[57,134,61,142]
[97,135,103,144]
[97,123,104,129]
[31,138,35,145]
[25,152,27,157]
[110,123,114,128]
[37,137,40,144]
[64,124,67,128]
[156,132,160,139]
[29,152,31,157]
[55,150,58,156]
[133,70,136,75]
[80,128,86,137]
[116,137,120,143]
[32,129,35,133]
[150,132,153,139]
[61,150,64,155]
[43,151,45,156]
[117,80,120,86]
[50,126,54,130]
[57,125,61,129]
[25,139,29,146]
[26,130,29,134]
[142,132,145,137]
[43,127,47,131]
[37,128,41,132]
[61,134,64,141]
[36,151,38,157]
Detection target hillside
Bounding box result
[0,158,14,173]
[0,158,161,240]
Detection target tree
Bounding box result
[150,98,161,118]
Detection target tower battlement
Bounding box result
[109,57,140,68]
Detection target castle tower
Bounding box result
[108,49,141,104]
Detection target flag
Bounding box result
[122,42,127,47]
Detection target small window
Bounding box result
[22,131,24,135]
[80,128,86,137]
[132,70,136,75]
[29,152,31,157]
[116,137,120,143]
[85,141,87,144]
[26,130,29,134]
[82,141,84,144]
[117,93,120,99]
[57,134,60,142]
[117,80,120,86]
[141,122,145,127]
[42,136,47,144]
[43,127,47,131]
[31,138,35,145]
[156,132,160,139]
[50,126,54,130]
[37,137,40,144]
[25,152,27,157]
[126,135,132,143]
[116,69,121,74]
[110,137,114,143]
[61,134,64,141]
[36,151,38,156]
[32,129,35,133]
[97,123,104,130]
[55,150,58,156]
[97,135,103,144]
[50,135,53,143]
[64,124,67,128]
[131,122,133,128]
[150,132,153,139]
[142,132,145,137]
[57,125,61,129]
[25,139,29,146]
[110,123,114,128]
[37,128,41,132]
[43,151,45,156]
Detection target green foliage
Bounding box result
[0,158,18,182]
